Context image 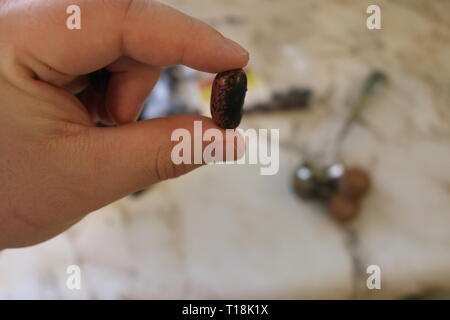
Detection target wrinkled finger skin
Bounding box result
[210,69,247,129]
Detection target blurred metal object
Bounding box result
[293,71,387,203]
[337,70,387,144]
[293,162,344,200]
[293,162,317,199]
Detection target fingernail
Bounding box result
[224,37,249,57]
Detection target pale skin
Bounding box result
[0,0,249,249]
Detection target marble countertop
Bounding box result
[1,0,449,299]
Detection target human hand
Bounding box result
[0,0,248,249]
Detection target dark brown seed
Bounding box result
[210,69,247,129]
[338,168,371,199]
[329,193,360,221]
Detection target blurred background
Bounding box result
[1,0,450,299]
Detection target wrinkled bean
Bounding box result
[210,69,247,129]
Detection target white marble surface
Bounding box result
[1,0,449,299]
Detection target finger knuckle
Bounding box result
[153,146,186,182]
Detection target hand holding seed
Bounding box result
[0,0,248,249]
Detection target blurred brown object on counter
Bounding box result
[329,193,360,222]
[338,168,371,200]
[330,167,371,221]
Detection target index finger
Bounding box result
[122,0,249,71]
[6,0,249,74]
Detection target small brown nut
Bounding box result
[339,168,371,199]
[329,193,360,221]
[210,69,247,129]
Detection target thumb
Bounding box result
[71,115,243,210]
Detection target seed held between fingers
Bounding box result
[210,69,247,129]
